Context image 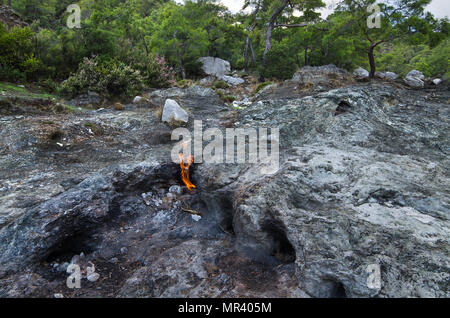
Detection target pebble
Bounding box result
[169,185,182,194]
[87,272,100,282]
[53,293,64,298]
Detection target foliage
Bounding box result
[58,56,144,98]
[259,43,297,80]
[0,23,39,81]
[0,0,448,97]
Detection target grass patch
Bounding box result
[0,82,57,100]
[176,79,194,88]
[253,81,274,95]
[213,80,229,90]
[83,122,104,136]
[217,90,236,103]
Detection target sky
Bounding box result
[214,0,450,19]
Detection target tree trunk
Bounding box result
[262,0,289,67]
[304,45,308,66]
[368,44,376,79]
[249,39,256,65]
[244,36,250,71]
[179,56,186,80]
[324,43,329,65]
[8,0,11,7]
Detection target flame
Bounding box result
[178,153,196,191]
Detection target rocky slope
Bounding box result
[0,72,448,298]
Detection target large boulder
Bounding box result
[161,99,188,123]
[292,64,350,85]
[375,71,398,80]
[404,76,424,88]
[198,57,231,78]
[406,70,425,80]
[353,67,369,78]
[220,75,245,86]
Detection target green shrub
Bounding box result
[97,60,145,97]
[59,57,144,98]
[0,24,40,82]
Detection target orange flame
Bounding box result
[179,153,196,191]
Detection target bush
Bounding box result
[59,57,144,98]
[136,54,176,88]
[0,24,40,82]
[97,60,145,97]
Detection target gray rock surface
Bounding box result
[0,80,448,298]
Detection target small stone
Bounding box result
[141,192,152,206]
[432,78,442,85]
[114,102,124,111]
[53,293,64,298]
[87,272,100,282]
[120,247,128,255]
[133,96,143,103]
[58,262,70,272]
[191,215,202,222]
[169,185,182,194]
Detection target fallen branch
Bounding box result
[181,207,202,216]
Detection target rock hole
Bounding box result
[334,100,352,116]
[45,231,96,263]
[48,130,64,141]
[261,219,296,263]
[322,279,347,298]
[218,196,235,235]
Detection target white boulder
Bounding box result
[432,78,442,85]
[220,75,245,86]
[404,76,424,88]
[161,99,189,123]
[353,67,369,78]
[406,70,425,80]
[198,57,231,78]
